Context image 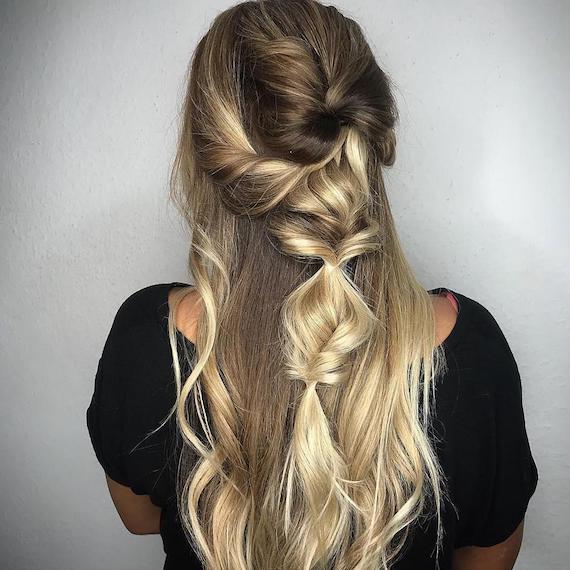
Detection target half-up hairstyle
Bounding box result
[164,1,451,568]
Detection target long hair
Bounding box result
[163,1,450,568]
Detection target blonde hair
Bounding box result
[163,1,451,568]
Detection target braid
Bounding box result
[269,124,383,560]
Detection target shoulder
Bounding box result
[110,283,173,333]
[87,283,187,495]
[431,288,515,353]
[453,290,517,366]
[97,283,181,371]
[431,289,529,402]
[436,292,539,548]
[430,288,525,410]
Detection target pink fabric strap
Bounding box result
[443,291,459,312]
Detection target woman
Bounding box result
[86,1,539,568]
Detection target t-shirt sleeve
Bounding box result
[86,296,132,486]
[85,285,178,493]
[457,303,539,547]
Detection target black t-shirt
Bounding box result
[86,282,539,569]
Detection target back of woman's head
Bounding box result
[166,1,450,568]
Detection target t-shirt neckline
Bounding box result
[162,282,464,351]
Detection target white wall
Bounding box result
[1,1,567,568]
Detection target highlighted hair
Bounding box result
[161,1,452,568]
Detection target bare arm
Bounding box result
[105,474,162,535]
[452,520,525,570]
